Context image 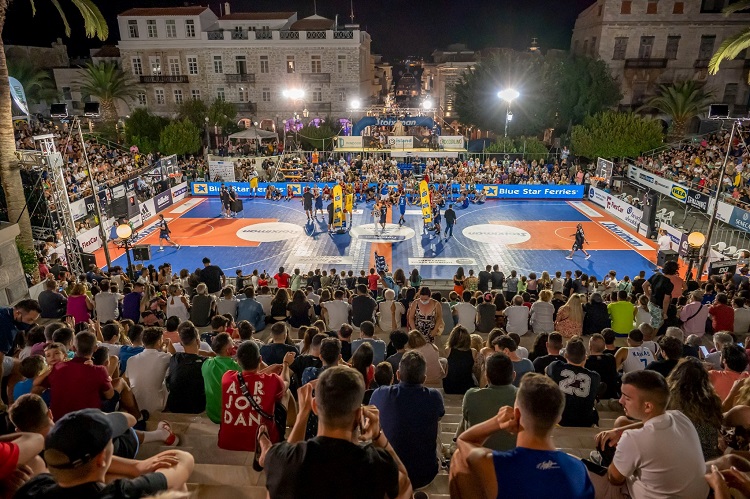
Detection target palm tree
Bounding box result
[77,61,136,122]
[709,0,750,79]
[0,0,107,249]
[640,81,714,139]
[7,58,59,104]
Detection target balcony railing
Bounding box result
[333,30,354,39]
[307,31,326,39]
[140,75,188,84]
[235,102,257,113]
[207,31,224,40]
[231,30,248,40]
[694,59,710,68]
[624,58,668,69]
[302,73,331,83]
[306,102,331,113]
[225,73,256,84]
[280,31,299,40]
[256,30,272,40]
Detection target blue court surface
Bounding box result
[105,198,658,280]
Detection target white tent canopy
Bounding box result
[229,128,278,140]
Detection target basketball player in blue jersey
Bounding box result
[397,193,407,226]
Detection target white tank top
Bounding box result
[623,346,655,373]
[166,295,189,321]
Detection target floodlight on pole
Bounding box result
[497,88,519,137]
[282,88,305,100]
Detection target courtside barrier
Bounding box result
[189,182,585,200]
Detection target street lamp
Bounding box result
[422,99,434,109]
[685,231,706,281]
[204,116,210,158]
[115,223,137,281]
[349,98,361,110]
[497,88,519,137]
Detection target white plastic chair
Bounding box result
[724,245,738,256]
[662,211,674,225]
[712,242,727,253]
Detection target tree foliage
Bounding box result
[7,58,58,104]
[177,99,209,130]
[571,111,663,160]
[709,0,750,80]
[160,119,202,156]
[207,98,239,134]
[124,108,168,153]
[640,81,714,139]
[297,124,341,151]
[453,52,621,136]
[484,136,549,160]
[76,61,137,122]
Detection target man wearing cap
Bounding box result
[14,408,194,498]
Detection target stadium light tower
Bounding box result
[498,88,519,137]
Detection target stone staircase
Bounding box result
[138,392,622,497]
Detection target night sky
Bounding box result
[5,0,595,59]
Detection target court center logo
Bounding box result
[236,222,305,242]
[462,224,531,245]
[350,224,416,243]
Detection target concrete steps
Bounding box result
[138,387,622,498]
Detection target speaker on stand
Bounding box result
[640,192,660,239]
[132,245,151,261]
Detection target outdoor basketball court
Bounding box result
[95,196,658,279]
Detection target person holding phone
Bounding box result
[260,366,412,499]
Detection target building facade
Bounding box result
[572,0,750,112]
[116,6,374,124]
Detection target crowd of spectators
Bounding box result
[4,251,750,496]
[634,129,750,207]
[15,120,158,202]
[208,147,584,187]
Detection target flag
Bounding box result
[419,180,432,224]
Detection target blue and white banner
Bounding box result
[626,165,687,203]
[190,182,585,200]
[599,221,652,250]
[588,187,643,229]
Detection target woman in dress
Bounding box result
[269,288,290,324]
[554,294,584,338]
[66,282,93,324]
[453,267,465,296]
[165,284,190,322]
[442,326,479,395]
[407,287,444,344]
